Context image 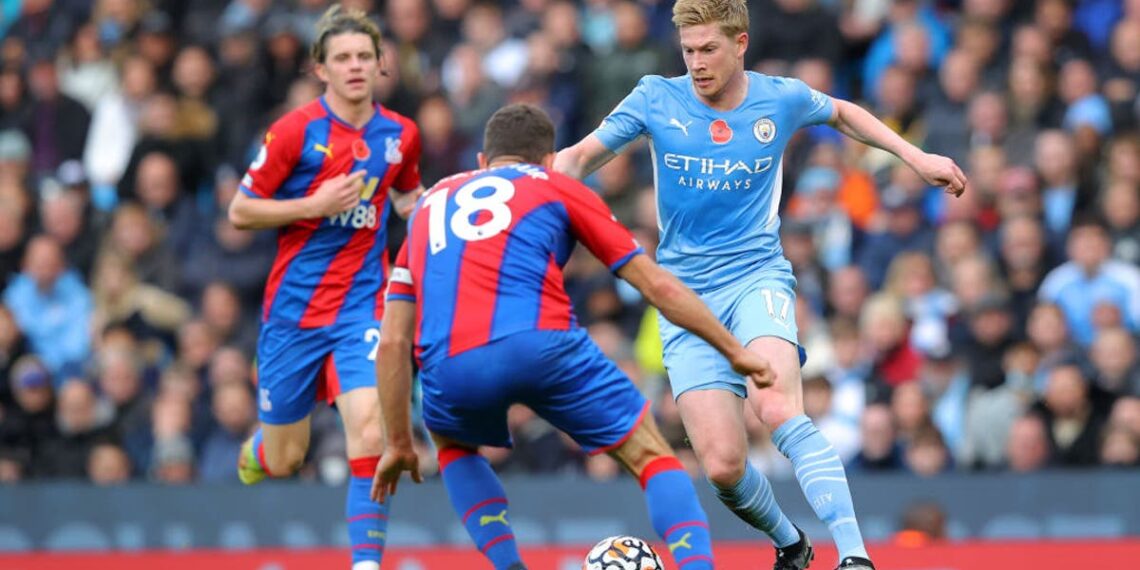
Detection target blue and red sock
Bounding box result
[347,456,389,569]
[251,429,272,475]
[439,446,522,570]
[640,456,714,569]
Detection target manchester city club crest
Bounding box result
[753,117,776,144]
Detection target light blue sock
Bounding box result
[772,414,868,560]
[710,462,800,547]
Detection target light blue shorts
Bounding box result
[659,274,806,399]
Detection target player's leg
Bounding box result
[238,324,325,483]
[606,412,715,570]
[528,329,712,570]
[738,279,871,568]
[418,337,529,570]
[332,322,394,570]
[430,433,524,570]
[662,309,804,558]
[749,337,870,567]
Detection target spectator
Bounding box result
[90,252,192,349]
[87,442,131,485]
[961,343,1038,470]
[1006,414,1051,472]
[894,501,947,546]
[803,375,859,462]
[860,293,922,390]
[1032,364,1112,467]
[0,356,57,477]
[83,54,156,203]
[3,235,92,378]
[904,425,952,477]
[1039,216,1140,346]
[857,185,935,290]
[1101,179,1140,266]
[39,379,114,479]
[198,382,255,483]
[850,404,904,472]
[1088,328,1140,396]
[22,53,91,177]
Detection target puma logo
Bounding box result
[313,142,333,159]
[668,531,692,553]
[668,118,692,136]
[479,509,509,527]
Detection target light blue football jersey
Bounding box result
[593,71,834,291]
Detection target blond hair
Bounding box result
[310,4,382,64]
[672,0,749,37]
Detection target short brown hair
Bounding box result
[310,5,382,64]
[672,0,749,37]
[482,104,555,165]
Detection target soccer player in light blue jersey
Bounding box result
[555,1,967,569]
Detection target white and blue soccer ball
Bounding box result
[582,535,665,570]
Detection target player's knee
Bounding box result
[699,444,746,488]
[757,399,797,429]
[264,448,306,477]
[353,421,385,456]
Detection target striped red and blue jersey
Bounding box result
[387,163,643,368]
[240,96,421,328]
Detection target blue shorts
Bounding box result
[419,329,649,453]
[659,274,806,399]
[255,319,381,424]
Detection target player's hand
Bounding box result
[729,350,776,389]
[370,445,422,504]
[909,152,967,197]
[312,170,367,217]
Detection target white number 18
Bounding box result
[422,176,515,254]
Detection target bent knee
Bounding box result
[264,448,306,476]
[350,421,385,456]
[699,446,747,488]
[751,392,800,430]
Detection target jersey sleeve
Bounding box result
[591,76,652,153]
[386,242,416,303]
[555,175,644,272]
[392,120,423,193]
[240,117,305,199]
[786,78,835,129]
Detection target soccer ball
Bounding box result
[582,535,665,570]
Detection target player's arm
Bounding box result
[617,255,773,386]
[387,121,425,219]
[229,171,366,230]
[555,76,652,180]
[827,97,967,196]
[553,134,618,180]
[388,185,423,219]
[371,296,423,503]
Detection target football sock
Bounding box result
[439,446,522,570]
[772,414,868,560]
[251,429,271,474]
[641,456,714,569]
[347,456,389,569]
[710,461,800,547]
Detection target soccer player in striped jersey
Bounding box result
[371,104,779,570]
[227,7,422,569]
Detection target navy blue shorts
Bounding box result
[419,329,649,453]
[255,319,382,424]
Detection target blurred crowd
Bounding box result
[0,0,1138,487]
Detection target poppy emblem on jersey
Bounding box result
[709,119,733,144]
[753,117,776,144]
[352,139,371,161]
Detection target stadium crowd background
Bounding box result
[0,0,1138,489]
